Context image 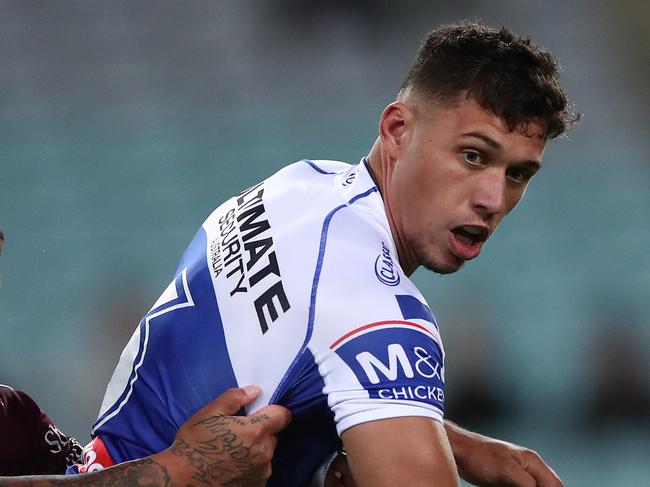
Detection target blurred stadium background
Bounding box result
[1,1,648,485]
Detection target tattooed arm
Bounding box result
[0,386,292,487]
[0,457,173,487]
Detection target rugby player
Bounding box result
[85,21,576,486]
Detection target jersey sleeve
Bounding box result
[309,209,446,436]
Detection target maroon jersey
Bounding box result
[0,385,82,475]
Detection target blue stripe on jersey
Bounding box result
[303,159,340,175]
[93,228,239,462]
[271,186,379,403]
[349,187,377,204]
[268,348,340,487]
[395,294,439,329]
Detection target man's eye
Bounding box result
[462,151,483,165]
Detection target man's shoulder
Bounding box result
[272,159,351,182]
[299,159,352,174]
[318,199,397,278]
[0,386,40,420]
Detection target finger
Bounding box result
[254,434,278,456]
[262,462,273,481]
[251,404,293,434]
[267,434,278,451]
[202,385,261,416]
[330,454,357,487]
[523,451,563,487]
[253,437,276,463]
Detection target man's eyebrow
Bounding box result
[461,131,502,149]
[462,132,542,169]
[521,159,542,171]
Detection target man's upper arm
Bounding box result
[342,416,458,487]
[310,211,454,484]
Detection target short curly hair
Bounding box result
[400,21,579,139]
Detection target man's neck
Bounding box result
[366,141,419,276]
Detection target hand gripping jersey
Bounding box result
[89,159,446,485]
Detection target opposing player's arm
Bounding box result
[444,420,563,487]
[0,386,291,487]
[0,456,177,487]
[341,416,458,487]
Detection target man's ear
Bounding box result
[379,102,414,159]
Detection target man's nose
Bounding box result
[472,171,507,218]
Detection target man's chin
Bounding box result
[421,256,465,275]
[412,242,465,275]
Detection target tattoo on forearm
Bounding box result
[0,458,171,487]
[171,415,270,487]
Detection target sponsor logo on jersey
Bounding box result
[209,181,291,334]
[375,242,400,286]
[331,321,444,410]
[341,166,358,187]
[44,424,74,455]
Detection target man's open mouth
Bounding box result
[450,225,489,245]
[448,225,489,261]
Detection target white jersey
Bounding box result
[90,159,445,486]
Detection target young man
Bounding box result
[86,21,576,486]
